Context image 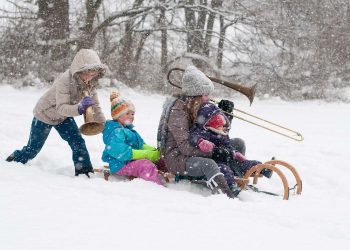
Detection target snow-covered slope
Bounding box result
[1,85,349,250]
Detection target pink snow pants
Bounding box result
[117,159,163,185]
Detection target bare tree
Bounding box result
[160,0,168,73]
[204,0,223,56]
[37,0,69,60]
[1,0,349,99]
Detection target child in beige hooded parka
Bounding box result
[6,49,106,177]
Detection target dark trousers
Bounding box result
[216,138,247,185]
[218,163,236,187]
[11,117,92,170]
[229,138,246,155]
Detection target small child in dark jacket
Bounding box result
[189,103,272,187]
[101,91,164,185]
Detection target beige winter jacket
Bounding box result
[33,49,107,125]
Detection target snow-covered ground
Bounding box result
[1,84,349,250]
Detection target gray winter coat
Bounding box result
[163,98,210,175]
[33,49,107,125]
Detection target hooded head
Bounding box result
[70,49,107,79]
[181,66,214,96]
[196,103,230,133]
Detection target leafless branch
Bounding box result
[91,6,155,36]
[6,0,36,13]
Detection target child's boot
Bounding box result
[239,160,261,172]
[261,168,273,178]
[6,153,15,162]
[75,166,94,177]
[207,173,239,199]
[229,182,242,197]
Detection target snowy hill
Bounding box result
[1,85,349,250]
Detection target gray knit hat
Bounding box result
[181,66,214,96]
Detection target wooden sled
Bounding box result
[95,159,302,200]
[236,160,302,200]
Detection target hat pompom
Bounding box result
[110,91,120,102]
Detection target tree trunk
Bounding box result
[185,0,208,68]
[204,0,223,56]
[193,0,207,55]
[77,0,103,50]
[216,15,225,68]
[160,1,168,74]
[37,0,69,60]
[130,31,151,83]
[117,0,145,82]
[185,0,196,53]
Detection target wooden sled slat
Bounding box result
[264,160,302,195]
[240,163,290,200]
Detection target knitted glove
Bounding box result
[212,147,231,163]
[233,151,247,162]
[132,149,161,162]
[142,144,157,151]
[78,96,95,115]
[198,139,215,153]
[218,99,234,113]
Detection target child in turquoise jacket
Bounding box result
[101,91,163,185]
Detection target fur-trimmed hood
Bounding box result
[70,49,107,77]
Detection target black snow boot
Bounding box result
[261,168,273,178]
[261,156,275,178]
[75,166,94,178]
[229,183,242,197]
[5,153,15,162]
[207,173,239,199]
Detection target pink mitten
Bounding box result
[233,151,247,162]
[198,139,215,153]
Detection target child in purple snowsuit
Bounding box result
[189,102,272,188]
[101,91,163,185]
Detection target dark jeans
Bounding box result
[11,117,92,170]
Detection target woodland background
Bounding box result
[1,0,350,100]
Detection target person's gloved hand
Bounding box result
[78,96,95,115]
[218,99,234,113]
[233,151,247,162]
[198,139,215,153]
[132,149,161,162]
[211,147,230,162]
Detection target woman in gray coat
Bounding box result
[158,66,244,198]
[6,49,106,177]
